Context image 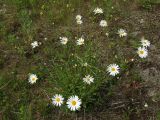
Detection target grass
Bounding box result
[139,0,160,10]
[0,0,160,119]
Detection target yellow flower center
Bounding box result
[111,68,116,71]
[32,77,36,81]
[56,98,60,102]
[71,100,77,106]
[139,50,144,54]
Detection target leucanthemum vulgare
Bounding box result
[93,7,103,14]
[76,37,84,45]
[118,29,127,37]
[83,75,94,85]
[31,41,39,48]
[107,64,120,76]
[100,20,107,27]
[60,37,68,45]
[52,94,64,107]
[67,95,82,111]
[141,37,150,48]
[137,47,148,58]
[28,74,38,84]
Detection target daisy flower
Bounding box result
[52,94,64,107]
[141,37,150,47]
[76,15,82,20]
[31,41,39,48]
[44,37,48,41]
[28,74,38,84]
[76,37,84,45]
[60,37,68,45]
[76,19,83,25]
[93,7,103,14]
[100,20,107,27]
[83,62,88,67]
[83,75,94,85]
[107,64,120,76]
[118,29,127,37]
[67,95,81,111]
[137,47,148,58]
[144,103,148,108]
[105,32,109,37]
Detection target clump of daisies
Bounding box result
[107,64,120,76]
[67,95,81,111]
[76,15,83,25]
[141,37,150,48]
[118,29,127,37]
[137,37,150,58]
[83,75,94,85]
[52,94,82,111]
[52,94,64,107]
[100,20,108,27]
[31,41,41,48]
[60,37,68,45]
[137,47,148,58]
[76,37,84,45]
[93,7,103,14]
[28,74,38,84]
